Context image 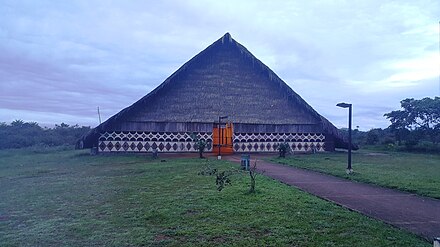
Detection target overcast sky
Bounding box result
[1,0,439,130]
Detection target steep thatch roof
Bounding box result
[80,33,352,149]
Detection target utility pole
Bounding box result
[97,107,102,124]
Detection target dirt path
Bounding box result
[225,155,440,241]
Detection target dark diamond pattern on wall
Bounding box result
[232,132,325,152]
[98,131,213,153]
[98,131,325,153]
[137,142,143,151]
[115,142,121,151]
[99,142,106,151]
[122,142,129,151]
[107,142,114,151]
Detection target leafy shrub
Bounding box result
[198,159,260,193]
[190,133,208,158]
[198,165,234,191]
[277,142,291,158]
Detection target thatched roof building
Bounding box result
[79,33,350,153]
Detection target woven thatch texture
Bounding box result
[119,34,319,126]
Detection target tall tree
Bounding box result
[384,97,440,144]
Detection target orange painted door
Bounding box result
[212,122,233,154]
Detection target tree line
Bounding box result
[0,120,91,150]
[345,97,440,152]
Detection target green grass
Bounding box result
[0,148,430,246]
[271,149,440,199]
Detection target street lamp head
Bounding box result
[336,102,352,108]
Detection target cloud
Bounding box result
[0,0,439,130]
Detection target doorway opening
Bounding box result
[212,122,233,155]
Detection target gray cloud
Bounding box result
[0,0,439,129]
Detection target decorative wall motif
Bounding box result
[98,131,325,153]
[98,131,212,153]
[233,132,325,152]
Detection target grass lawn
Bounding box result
[0,147,430,246]
[271,149,440,199]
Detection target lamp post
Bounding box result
[336,102,353,173]
[218,115,228,159]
